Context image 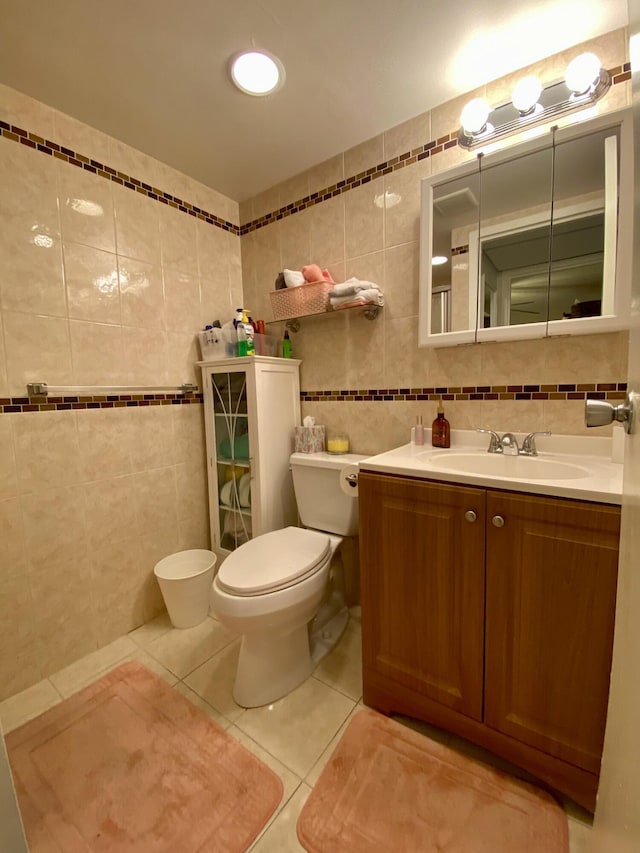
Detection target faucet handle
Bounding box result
[476,428,501,453]
[521,431,551,456]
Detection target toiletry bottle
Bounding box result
[241,309,255,356]
[431,401,450,448]
[236,321,247,356]
[412,415,424,446]
[282,330,292,358]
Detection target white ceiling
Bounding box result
[0,0,628,203]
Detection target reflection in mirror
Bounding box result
[431,170,481,334]
[476,146,553,330]
[419,108,631,348]
[549,126,619,321]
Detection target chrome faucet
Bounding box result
[477,429,551,456]
[520,431,551,456]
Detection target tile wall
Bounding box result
[0,83,241,699]
[240,29,631,456]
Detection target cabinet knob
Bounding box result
[464,510,477,523]
[492,515,505,528]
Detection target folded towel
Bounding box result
[284,269,305,288]
[330,288,385,308]
[329,278,381,297]
[219,432,250,460]
[302,264,334,284]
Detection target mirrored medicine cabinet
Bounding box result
[418,108,633,347]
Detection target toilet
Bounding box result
[211,451,365,708]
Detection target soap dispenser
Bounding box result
[431,401,450,448]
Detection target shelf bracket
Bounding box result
[363,306,381,320]
[285,319,301,333]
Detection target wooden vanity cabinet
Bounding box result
[359,471,620,811]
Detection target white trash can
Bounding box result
[153,549,217,629]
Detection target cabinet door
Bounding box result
[359,473,486,720]
[209,369,253,551]
[485,491,620,774]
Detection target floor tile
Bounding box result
[313,616,362,700]
[128,612,173,648]
[305,702,364,787]
[48,636,137,698]
[124,647,179,686]
[250,783,311,853]
[228,725,302,806]
[143,616,236,678]
[174,683,231,729]
[0,679,61,734]
[235,677,356,778]
[568,815,592,852]
[183,639,244,722]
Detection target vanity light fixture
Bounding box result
[458,52,611,149]
[229,50,285,96]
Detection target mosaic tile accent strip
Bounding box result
[240,65,631,237]
[0,121,240,236]
[300,382,627,403]
[0,392,203,414]
[0,64,629,242]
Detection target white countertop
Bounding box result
[358,430,623,505]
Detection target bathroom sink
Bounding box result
[424,452,591,480]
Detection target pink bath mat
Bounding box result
[6,661,283,852]
[297,709,568,852]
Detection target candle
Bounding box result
[327,434,350,454]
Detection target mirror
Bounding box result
[419,109,632,347]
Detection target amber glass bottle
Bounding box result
[431,401,450,448]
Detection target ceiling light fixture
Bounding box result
[230,50,285,96]
[432,255,448,266]
[458,53,610,149]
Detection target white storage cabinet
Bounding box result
[199,356,301,559]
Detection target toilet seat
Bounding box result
[216,527,331,596]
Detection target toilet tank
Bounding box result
[291,451,366,536]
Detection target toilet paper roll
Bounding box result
[340,463,360,497]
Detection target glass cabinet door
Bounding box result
[211,371,252,552]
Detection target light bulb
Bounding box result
[565,52,601,95]
[460,98,490,135]
[511,76,542,114]
[230,50,284,96]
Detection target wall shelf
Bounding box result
[266,303,382,333]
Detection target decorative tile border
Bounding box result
[240,133,459,236]
[0,121,240,236]
[301,382,628,403]
[1,381,627,414]
[0,63,630,243]
[0,392,203,414]
[240,64,631,236]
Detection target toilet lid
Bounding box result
[217,527,331,596]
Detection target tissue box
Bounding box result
[294,425,325,453]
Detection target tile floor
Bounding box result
[1,608,593,852]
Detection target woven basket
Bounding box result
[269,281,333,321]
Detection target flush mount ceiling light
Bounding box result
[230,50,285,96]
[432,255,448,266]
[458,52,610,149]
